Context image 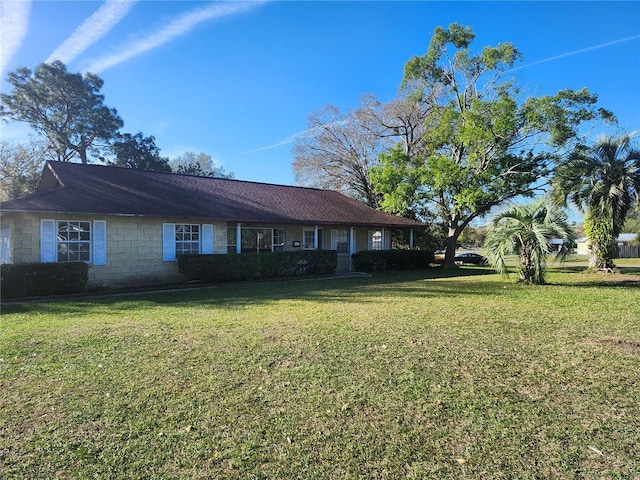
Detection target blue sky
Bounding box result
[1,1,639,186]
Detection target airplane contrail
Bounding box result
[512,34,640,71]
[241,132,307,155]
[85,1,269,74]
[248,34,640,155]
[0,0,32,75]
[46,0,137,66]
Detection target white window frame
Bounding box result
[272,228,285,252]
[163,223,214,261]
[368,230,383,251]
[57,220,92,263]
[303,228,315,250]
[331,229,349,255]
[175,224,201,256]
[40,219,107,264]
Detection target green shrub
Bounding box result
[1,262,89,299]
[178,250,338,283]
[351,250,434,272]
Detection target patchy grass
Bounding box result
[1,266,639,479]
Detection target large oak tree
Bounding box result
[373,23,613,267]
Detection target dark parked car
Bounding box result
[454,252,488,265]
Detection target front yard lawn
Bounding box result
[1,268,639,478]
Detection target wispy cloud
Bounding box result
[46,0,137,66]
[85,1,268,73]
[241,130,307,155]
[242,118,351,155]
[0,0,32,74]
[512,34,640,72]
[249,34,640,156]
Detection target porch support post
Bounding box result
[314,226,318,250]
[409,228,414,250]
[236,223,242,254]
[381,228,386,250]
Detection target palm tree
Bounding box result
[484,200,576,284]
[552,134,640,270]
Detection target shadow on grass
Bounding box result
[547,264,640,274]
[1,266,499,316]
[546,275,640,289]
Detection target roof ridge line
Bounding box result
[48,161,334,192]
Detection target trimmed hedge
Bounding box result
[1,262,89,299]
[351,250,434,272]
[178,250,338,283]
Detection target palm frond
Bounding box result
[484,199,575,284]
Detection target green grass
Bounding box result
[2,265,639,479]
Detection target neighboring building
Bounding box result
[616,233,639,246]
[548,238,565,253]
[0,162,422,287]
[576,234,638,255]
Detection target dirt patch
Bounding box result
[594,272,640,287]
[595,339,640,351]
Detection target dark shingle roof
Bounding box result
[1,162,422,228]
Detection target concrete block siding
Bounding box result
[3,212,388,287]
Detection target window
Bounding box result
[368,230,383,251]
[227,226,237,254]
[57,221,91,262]
[175,224,200,256]
[303,228,315,250]
[240,227,285,253]
[273,228,285,252]
[40,219,106,265]
[331,229,349,254]
[163,223,213,261]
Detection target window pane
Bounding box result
[273,228,285,251]
[257,229,271,252]
[175,224,200,256]
[241,229,257,252]
[57,222,70,241]
[227,227,236,246]
[56,221,91,263]
[303,230,314,249]
[369,230,382,250]
[331,229,349,254]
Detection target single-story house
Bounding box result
[575,233,638,255]
[0,161,423,287]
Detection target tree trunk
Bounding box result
[588,246,599,270]
[585,214,616,272]
[519,248,534,284]
[443,214,461,269]
[79,136,88,164]
[589,240,615,271]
